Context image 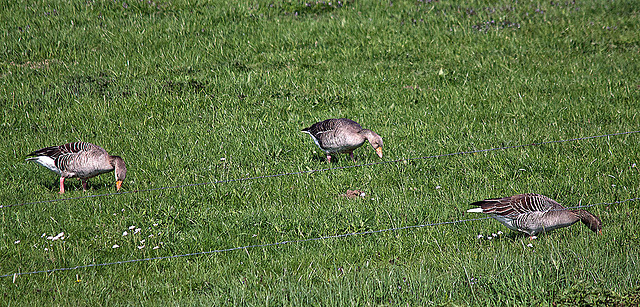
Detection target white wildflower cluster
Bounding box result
[113,223,163,251]
[38,231,66,252]
[47,232,65,241]
[476,231,503,240]
[469,277,479,285]
[525,236,537,249]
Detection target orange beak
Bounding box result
[375,147,383,158]
[116,180,123,191]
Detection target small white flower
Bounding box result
[492,233,497,237]
[122,231,128,236]
[220,157,226,161]
[113,213,117,216]
[477,234,484,239]
[140,239,145,244]
[44,248,49,251]
[148,234,154,238]
[134,228,141,234]
[527,243,533,248]
[487,236,493,240]
[129,226,136,230]
[41,233,46,238]
[530,236,537,240]
[47,236,55,240]
[137,245,145,249]
[252,234,257,237]
[153,223,158,227]
[121,209,125,212]
[435,185,442,189]
[112,244,120,248]
[153,246,160,250]
[14,240,20,244]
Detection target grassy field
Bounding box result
[1,0,639,305]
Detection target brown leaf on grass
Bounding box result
[340,189,366,199]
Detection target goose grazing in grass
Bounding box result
[302,118,383,162]
[26,142,126,194]
[467,193,602,238]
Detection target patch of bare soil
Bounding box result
[340,189,366,199]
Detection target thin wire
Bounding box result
[2,197,637,279]
[0,217,491,278]
[4,130,639,210]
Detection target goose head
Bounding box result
[111,156,127,191]
[576,210,603,234]
[361,130,383,158]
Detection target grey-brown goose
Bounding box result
[26,142,126,194]
[302,118,383,162]
[467,193,602,238]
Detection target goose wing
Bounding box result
[27,142,100,159]
[27,142,105,173]
[470,193,562,217]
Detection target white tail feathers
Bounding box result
[466,208,484,213]
[26,156,62,175]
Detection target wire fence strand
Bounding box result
[4,130,639,210]
[2,197,637,279]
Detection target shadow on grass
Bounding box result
[35,178,105,194]
[553,283,640,306]
[278,0,349,17]
[308,153,373,163]
[309,154,329,163]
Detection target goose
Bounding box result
[302,118,383,162]
[26,142,126,194]
[467,193,602,238]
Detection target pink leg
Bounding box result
[59,177,65,194]
[326,154,332,163]
[82,179,88,191]
[349,152,355,161]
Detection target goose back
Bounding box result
[302,118,366,153]
[470,193,562,217]
[27,142,114,179]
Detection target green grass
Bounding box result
[1,0,639,305]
